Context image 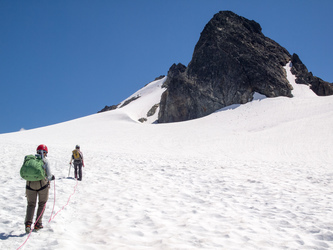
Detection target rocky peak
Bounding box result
[159,11,292,123]
[99,11,333,123]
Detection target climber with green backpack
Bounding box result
[20,144,55,233]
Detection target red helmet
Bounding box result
[36,144,48,153]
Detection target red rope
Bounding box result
[17,178,78,250]
[48,178,78,222]
[17,202,47,250]
[48,179,56,222]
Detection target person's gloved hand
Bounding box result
[51,175,55,180]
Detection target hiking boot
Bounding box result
[34,222,43,231]
[25,222,32,233]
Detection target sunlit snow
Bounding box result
[1,63,332,249]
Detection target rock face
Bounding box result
[158,11,293,123]
[98,11,333,122]
[291,54,333,96]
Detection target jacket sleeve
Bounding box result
[43,159,53,181]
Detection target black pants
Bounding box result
[74,161,83,180]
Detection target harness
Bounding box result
[26,180,49,192]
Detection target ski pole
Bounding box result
[68,163,72,177]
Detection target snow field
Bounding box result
[0,63,333,249]
[1,145,332,249]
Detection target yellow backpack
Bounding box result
[72,150,81,160]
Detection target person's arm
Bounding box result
[43,159,54,181]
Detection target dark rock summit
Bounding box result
[99,10,333,123]
[158,11,293,123]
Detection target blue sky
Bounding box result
[1,0,332,134]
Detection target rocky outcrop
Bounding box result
[147,104,159,117]
[98,104,119,113]
[97,96,140,113]
[291,54,333,96]
[158,11,292,123]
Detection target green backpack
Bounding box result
[20,155,46,181]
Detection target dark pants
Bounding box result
[74,161,83,180]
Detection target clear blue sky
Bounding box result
[1,0,332,134]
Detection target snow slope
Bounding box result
[0,63,333,249]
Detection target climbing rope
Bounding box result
[17,178,79,250]
[16,203,46,250]
[48,178,78,222]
